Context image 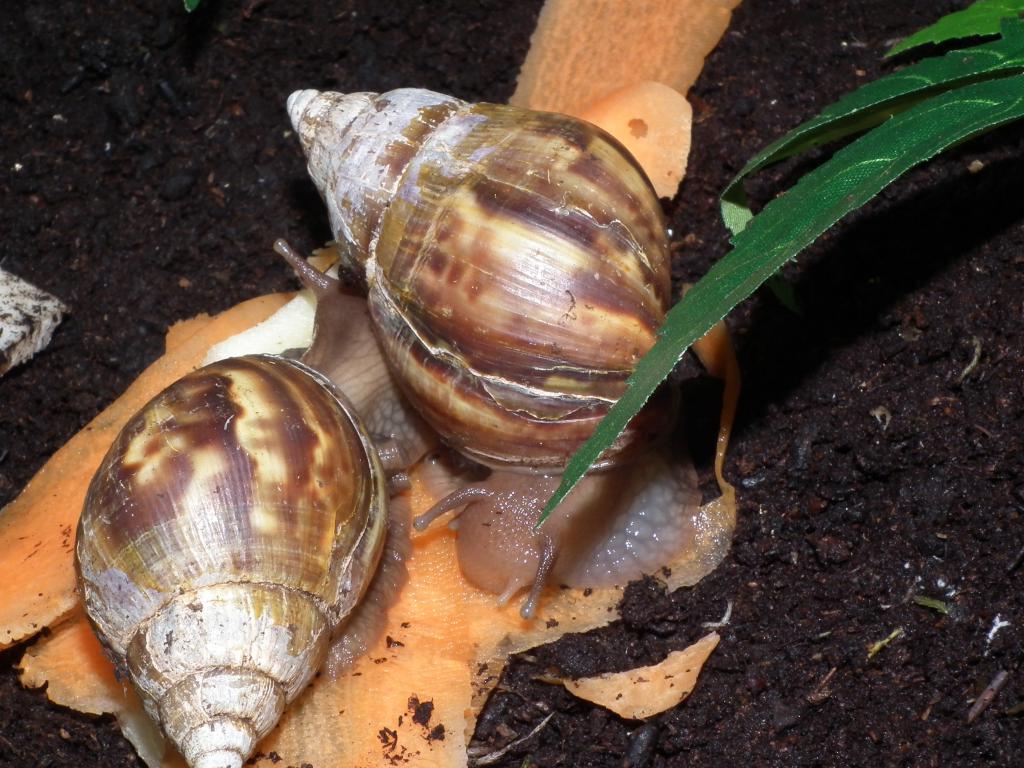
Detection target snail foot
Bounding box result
[415,470,564,619]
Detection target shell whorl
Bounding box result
[289,88,672,468]
[75,354,387,768]
[287,88,464,271]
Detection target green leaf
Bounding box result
[184,0,201,11]
[540,73,1024,524]
[913,595,951,614]
[721,23,1024,235]
[887,0,1024,58]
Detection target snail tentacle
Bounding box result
[273,238,337,297]
[413,486,494,531]
[519,532,557,620]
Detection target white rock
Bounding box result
[0,269,68,375]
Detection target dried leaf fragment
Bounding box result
[560,632,720,719]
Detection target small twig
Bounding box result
[1007,545,1024,575]
[920,692,941,721]
[0,731,16,755]
[702,600,734,629]
[242,0,270,18]
[806,667,837,705]
[967,670,1009,723]
[957,336,983,384]
[469,714,554,767]
[866,628,904,660]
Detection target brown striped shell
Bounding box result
[288,88,672,469]
[75,354,387,768]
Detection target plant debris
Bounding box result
[913,595,951,614]
[967,670,1010,723]
[556,633,719,719]
[866,628,905,660]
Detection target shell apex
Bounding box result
[286,89,376,157]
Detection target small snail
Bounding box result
[287,88,716,617]
[75,259,422,768]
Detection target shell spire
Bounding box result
[286,88,464,274]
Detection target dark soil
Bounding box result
[2,1,1022,767]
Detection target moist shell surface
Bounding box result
[75,354,386,660]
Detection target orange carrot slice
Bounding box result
[513,0,740,199]
[578,81,693,198]
[512,0,741,115]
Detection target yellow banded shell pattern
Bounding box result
[75,354,387,768]
[288,88,672,469]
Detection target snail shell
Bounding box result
[287,88,672,470]
[75,354,388,768]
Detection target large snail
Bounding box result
[287,88,719,618]
[74,272,423,768]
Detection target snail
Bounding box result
[287,88,720,618]
[74,256,426,768]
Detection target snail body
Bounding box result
[288,89,715,618]
[75,351,398,768]
[416,447,702,617]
